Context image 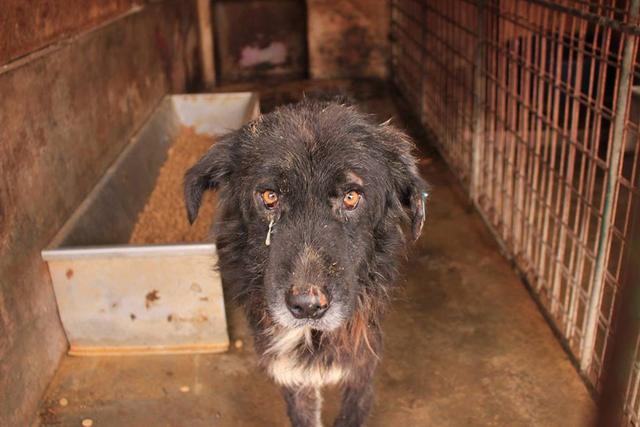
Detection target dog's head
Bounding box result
[185,100,427,331]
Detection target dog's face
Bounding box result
[185,100,426,331]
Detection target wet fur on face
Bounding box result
[185,99,426,427]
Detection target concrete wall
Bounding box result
[0,2,200,425]
[307,0,390,79]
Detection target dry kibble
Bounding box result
[129,127,217,244]
[59,398,68,407]
[234,339,244,349]
[180,385,190,393]
[82,419,93,427]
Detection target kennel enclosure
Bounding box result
[1,0,636,424]
[391,0,640,422]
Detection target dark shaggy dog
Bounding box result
[184,99,427,427]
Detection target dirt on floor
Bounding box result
[37,81,595,427]
[128,127,216,244]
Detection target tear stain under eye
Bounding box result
[422,191,430,215]
[265,218,275,246]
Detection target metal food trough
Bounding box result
[41,92,260,356]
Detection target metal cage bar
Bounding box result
[581,0,640,378]
[391,0,640,422]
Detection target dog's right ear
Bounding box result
[377,123,429,242]
[184,132,236,224]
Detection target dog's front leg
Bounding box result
[282,386,322,427]
[333,379,374,427]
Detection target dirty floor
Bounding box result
[37,82,595,427]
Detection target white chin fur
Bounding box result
[268,354,346,388]
[263,324,349,390]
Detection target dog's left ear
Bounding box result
[379,124,428,241]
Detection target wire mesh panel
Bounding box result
[391,0,640,414]
[392,0,479,185]
[479,0,638,388]
[391,0,425,119]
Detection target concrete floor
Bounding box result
[37,83,595,426]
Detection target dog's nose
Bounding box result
[285,287,330,319]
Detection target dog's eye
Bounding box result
[261,190,279,209]
[343,190,361,210]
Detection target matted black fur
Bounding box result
[184,98,427,427]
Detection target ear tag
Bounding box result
[265,218,275,246]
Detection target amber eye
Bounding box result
[261,190,279,209]
[343,190,361,210]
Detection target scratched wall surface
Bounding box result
[214,0,308,83]
[307,0,390,79]
[0,2,200,425]
[0,0,137,66]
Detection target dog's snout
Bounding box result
[285,286,330,319]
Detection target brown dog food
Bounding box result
[129,127,216,244]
